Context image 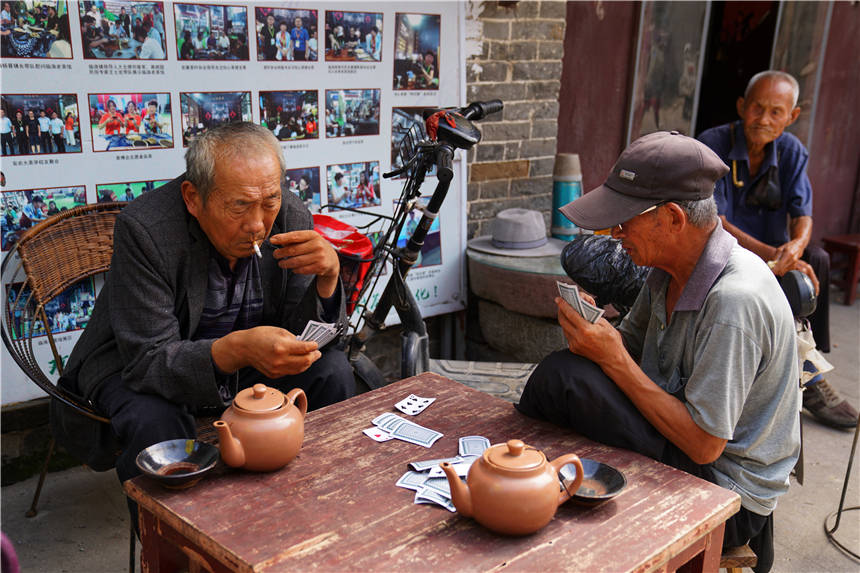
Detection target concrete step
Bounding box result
[428,358,536,403]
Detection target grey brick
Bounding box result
[511,175,553,197]
[467,221,480,239]
[526,80,562,100]
[512,61,563,81]
[538,41,565,60]
[476,143,506,162]
[521,138,558,157]
[468,82,527,103]
[481,121,531,142]
[531,100,560,121]
[511,21,565,41]
[502,102,533,121]
[490,40,537,61]
[539,1,568,19]
[531,119,559,139]
[466,64,481,84]
[480,179,511,199]
[467,181,480,201]
[479,61,510,82]
[469,200,505,221]
[529,156,556,177]
[504,141,522,160]
[481,20,510,40]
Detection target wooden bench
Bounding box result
[822,234,860,305]
[720,544,757,572]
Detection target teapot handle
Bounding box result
[549,454,583,506]
[285,388,308,419]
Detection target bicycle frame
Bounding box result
[336,100,503,387]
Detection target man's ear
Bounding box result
[181,180,202,218]
[736,97,745,118]
[787,106,801,126]
[663,202,686,231]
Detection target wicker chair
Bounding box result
[1,202,128,516]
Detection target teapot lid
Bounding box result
[485,439,544,471]
[233,384,286,412]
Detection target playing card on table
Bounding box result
[390,419,443,448]
[372,412,398,427]
[408,456,464,472]
[362,427,393,442]
[427,459,474,478]
[458,435,490,457]
[395,470,428,492]
[394,394,436,416]
[414,488,456,512]
[422,476,452,497]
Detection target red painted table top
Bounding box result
[126,372,740,572]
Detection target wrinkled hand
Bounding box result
[769,239,805,276]
[556,297,624,367]
[240,326,321,378]
[270,230,339,297]
[789,259,820,295]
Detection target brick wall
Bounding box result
[464,1,567,238]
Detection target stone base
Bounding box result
[478,299,565,363]
[429,359,536,403]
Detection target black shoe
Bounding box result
[802,379,859,429]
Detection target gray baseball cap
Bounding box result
[559,131,729,230]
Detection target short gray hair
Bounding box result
[745,70,800,108]
[185,122,285,202]
[673,197,718,228]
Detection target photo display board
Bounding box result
[1,1,466,405]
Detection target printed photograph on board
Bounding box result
[393,196,442,269]
[174,2,248,60]
[1,94,81,155]
[255,7,317,61]
[393,13,440,90]
[5,278,96,340]
[78,1,167,59]
[0,0,72,59]
[324,89,380,138]
[391,107,436,178]
[284,167,321,213]
[326,161,380,210]
[88,93,173,152]
[2,186,87,251]
[180,91,252,146]
[324,10,382,62]
[95,179,170,203]
[259,90,318,141]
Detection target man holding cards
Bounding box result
[56,122,353,525]
[517,131,799,572]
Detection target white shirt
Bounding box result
[0,116,11,134]
[49,118,64,134]
[138,36,164,59]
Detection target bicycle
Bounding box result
[322,99,504,391]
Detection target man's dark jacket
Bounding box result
[61,175,345,410]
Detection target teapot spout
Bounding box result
[440,462,472,517]
[213,420,245,468]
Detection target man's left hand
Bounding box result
[270,230,339,298]
[770,238,805,275]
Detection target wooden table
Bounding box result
[126,373,740,572]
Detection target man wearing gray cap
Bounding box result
[517,131,800,572]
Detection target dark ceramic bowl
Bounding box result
[559,458,627,506]
[135,439,219,489]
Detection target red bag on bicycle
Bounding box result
[312,214,373,314]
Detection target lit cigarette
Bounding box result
[253,241,262,259]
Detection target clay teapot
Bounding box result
[441,439,583,536]
[213,384,307,472]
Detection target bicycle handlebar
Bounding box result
[458,99,504,121]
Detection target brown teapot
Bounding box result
[440,439,583,536]
[213,384,307,472]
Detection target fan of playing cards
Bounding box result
[297,320,340,347]
[557,281,604,323]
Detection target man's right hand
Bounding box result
[212,326,321,378]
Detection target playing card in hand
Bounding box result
[394,394,436,416]
[297,320,339,346]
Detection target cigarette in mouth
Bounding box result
[253,241,262,259]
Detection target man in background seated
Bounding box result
[518,132,799,573]
[58,122,353,524]
[698,70,857,429]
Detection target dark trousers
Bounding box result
[52,133,65,153]
[39,132,51,153]
[803,246,830,352]
[16,135,28,154]
[1,132,12,155]
[516,351,774,573]
[95,346,353,529]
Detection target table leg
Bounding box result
[665,521,726,573]
[138,506,235,573]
